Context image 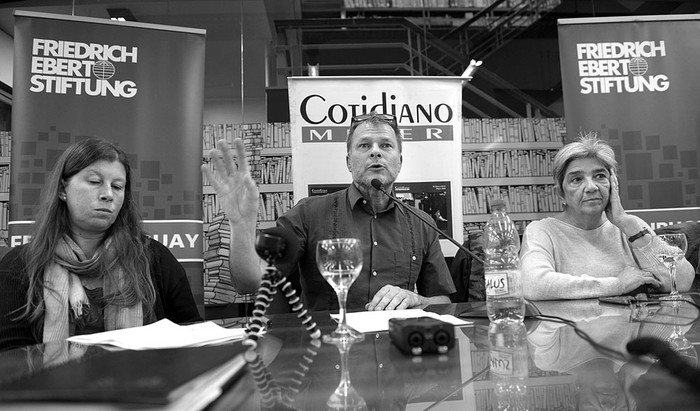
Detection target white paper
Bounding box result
[332,309,471,333]
[67,319,246,350]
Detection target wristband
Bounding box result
[628,227,651,242]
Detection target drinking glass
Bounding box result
[326,337,368,411]
[656,233,688,300]
[667,299,698,365]
[316,238,364,343]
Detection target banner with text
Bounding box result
[11,11,206,311]
[559,15,700,228]
[288,77,464,256]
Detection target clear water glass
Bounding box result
[316,238,364,343]
[656,233,688,300]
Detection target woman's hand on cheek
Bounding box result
[605,170,627,226]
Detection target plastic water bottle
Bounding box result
[484,199,525,323]
[489,322,529,411]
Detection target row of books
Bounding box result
[203,214,229,260]
[0,202,7,227]
[202,194,223,224]
[0,165,8,192]
[463,117,566,143]
[203,122,291,150]
[0,131,10,157]
[462,149,558,178]
[202,214,246,304]
[462,184,564,215]
[258,192,294,222]
[261,123,291,148]
[344,0,519,7]
[260,156,292,184]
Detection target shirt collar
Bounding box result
[348,183,398,212]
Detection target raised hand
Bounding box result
[605,170,628,227]
[201,138,259,225]
[202,138,263,293]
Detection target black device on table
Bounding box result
[388,317,455,356]
[598,294,661,306]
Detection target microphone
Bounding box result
[370,178,483,264]
[627,336,700,388]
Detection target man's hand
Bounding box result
[201,138,259,225]
[365,285,424,311]
[202,138,263,293]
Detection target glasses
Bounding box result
[350,113,397,128]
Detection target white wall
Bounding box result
[203,97,266,125]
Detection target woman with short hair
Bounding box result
[520,133,693,300]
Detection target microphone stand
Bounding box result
[371,179,484,264]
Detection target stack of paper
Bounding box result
[67,319,246,350]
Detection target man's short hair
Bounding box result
[346,112,402,153]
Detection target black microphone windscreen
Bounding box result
[371,179,383,190]
[628,336,700,388]
[255,226,300,264]
[627,337,671,358]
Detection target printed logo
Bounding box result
[299,91,455,142]
[485,271,510,296]
[575,40,669,94]
[29,38,138,98]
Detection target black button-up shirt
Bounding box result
[276,184,455,311]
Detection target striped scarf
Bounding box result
[42,235,143,343]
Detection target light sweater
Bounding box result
[520,216,693,300]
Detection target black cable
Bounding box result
[664,292,700,311]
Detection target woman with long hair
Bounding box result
[0,138,201,351]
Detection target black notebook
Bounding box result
[0,344,246,408]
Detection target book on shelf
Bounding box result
[462,185,562,215]
[0,131,10,157]
[462,149,557,179]
[462,117,565,144]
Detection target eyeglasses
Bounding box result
[350,113,398,128]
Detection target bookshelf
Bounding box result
[461,117,565,232]
[201,123,292,306]
[0,132,10,246]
